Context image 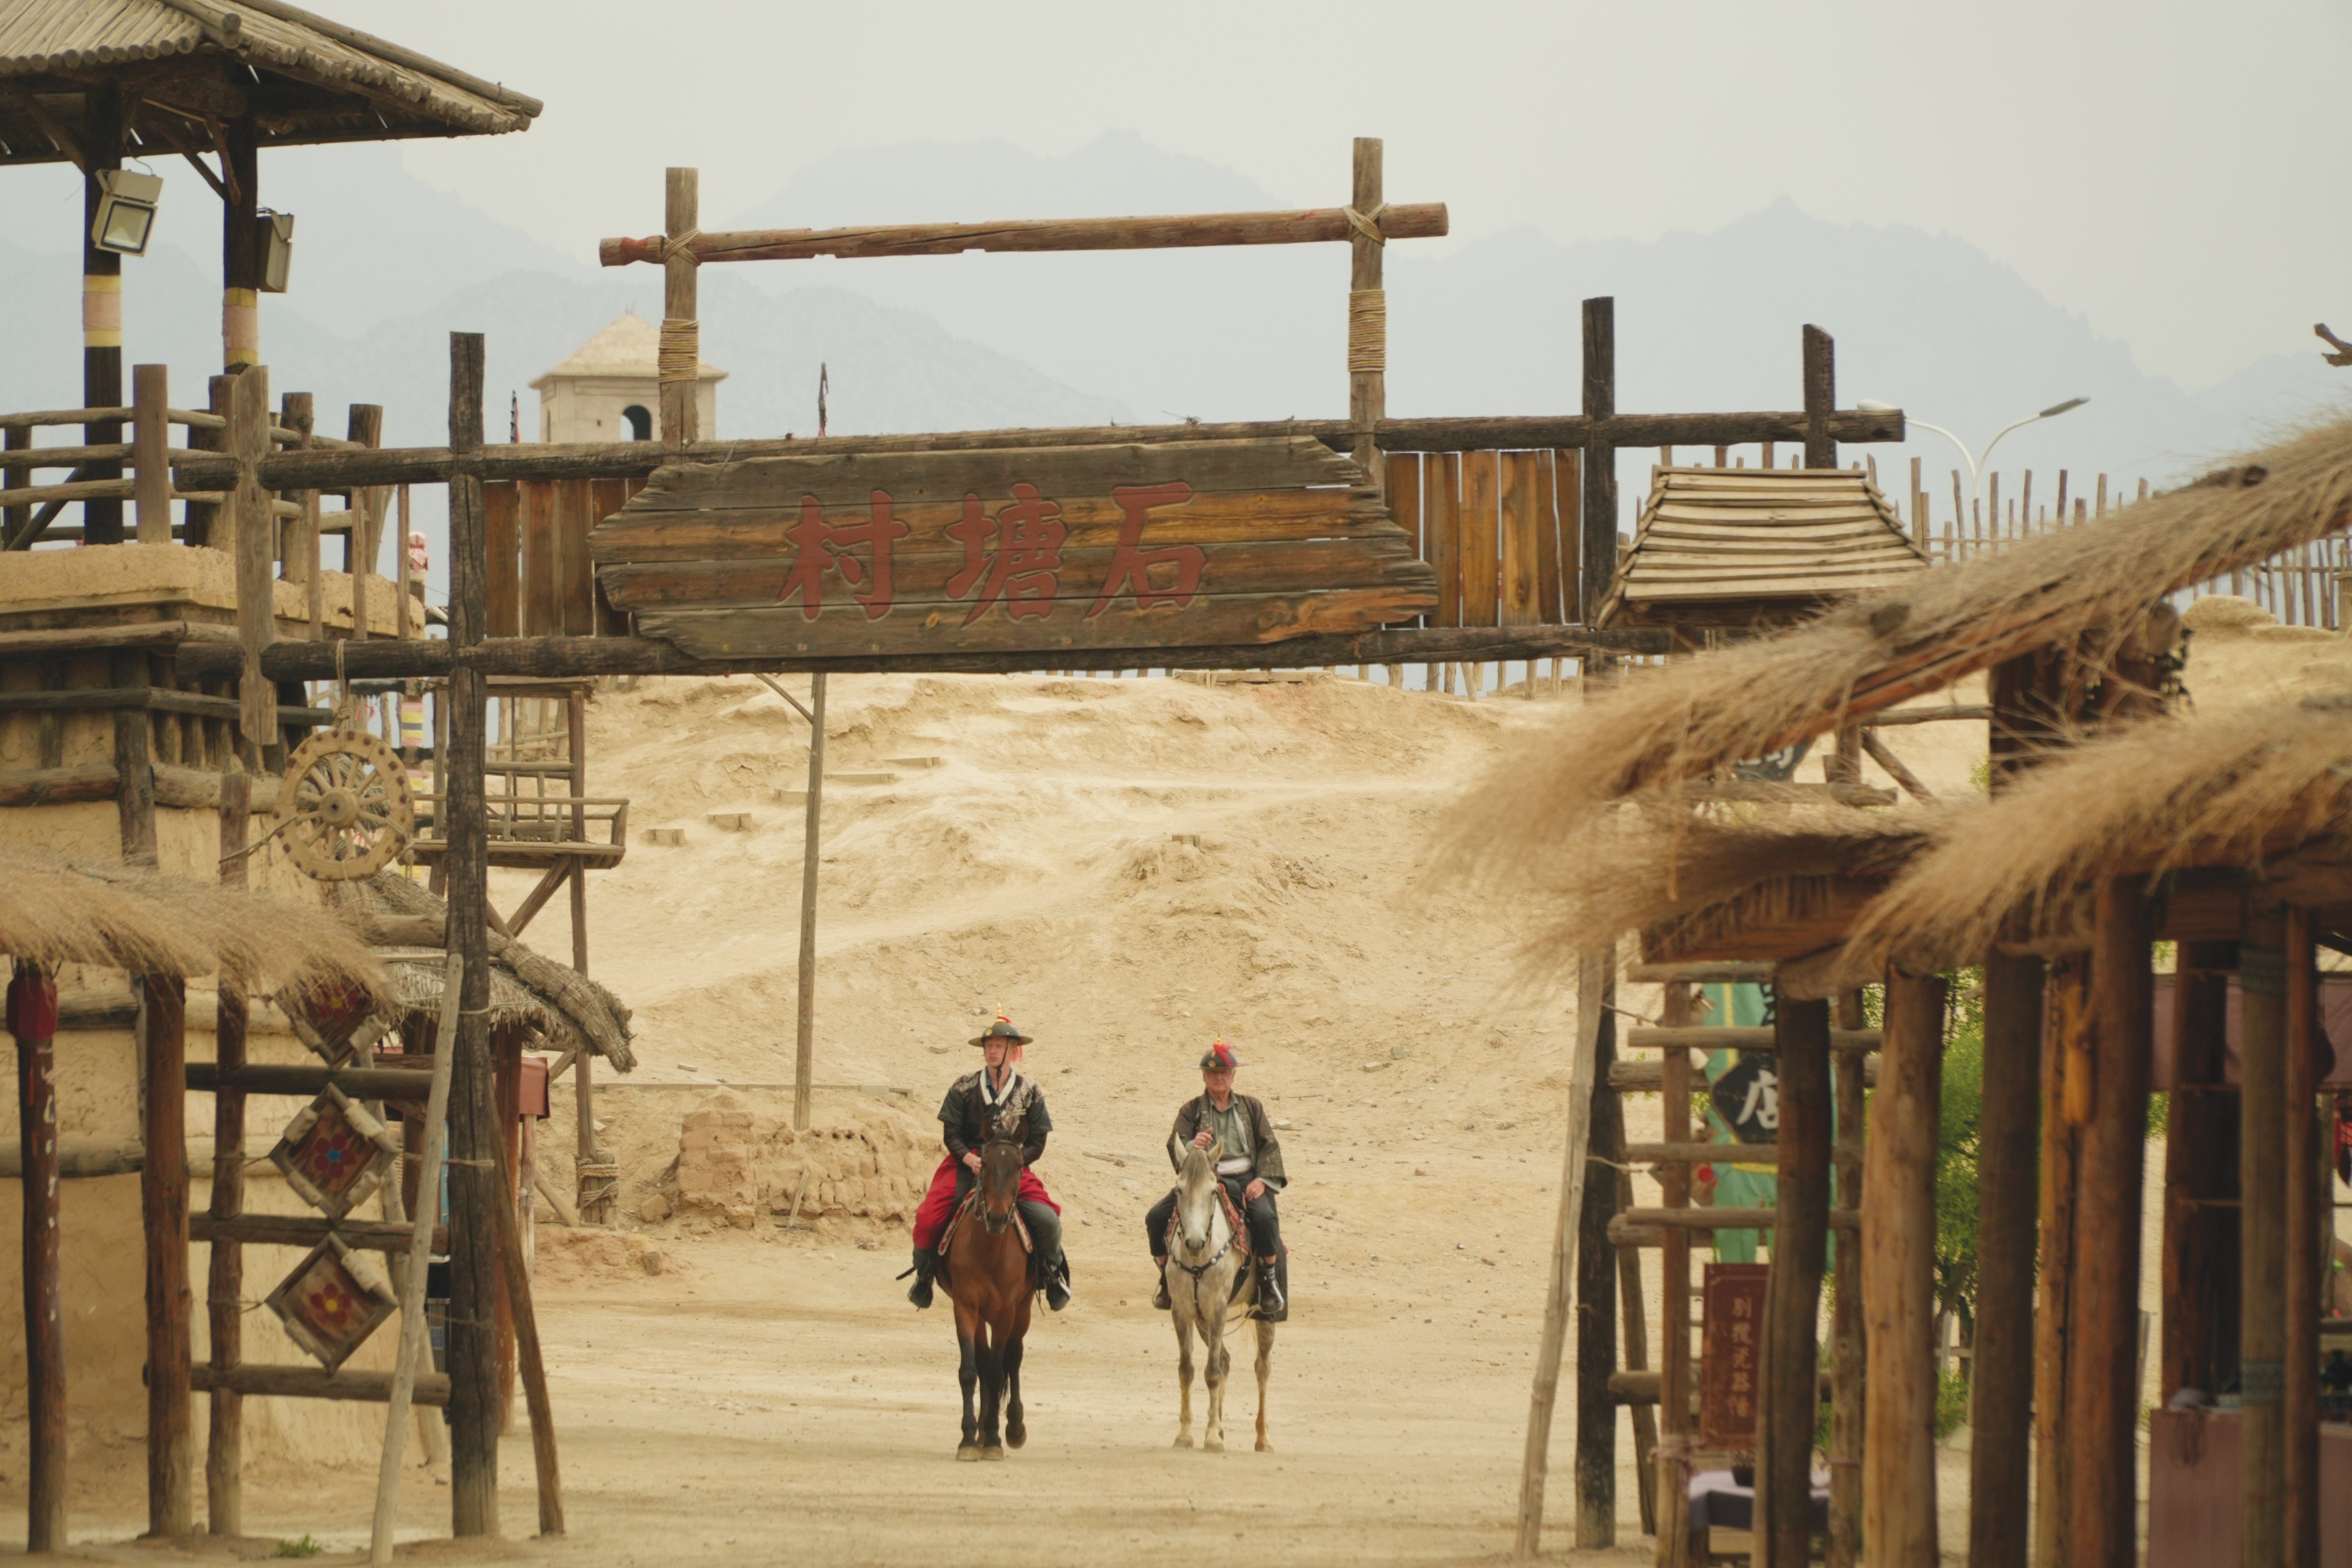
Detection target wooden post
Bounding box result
[1514,949,1611,1558]
[133,365,170,543]
[142,972,193,1538]
[1969,944,2041,1568]
[348,404,384,635]
[1575,965,1624,1547]
[566,687,597,1213]
[2283,906,2318,1568]
[2163,941,2239,1403]
[1580,300,1617,628]
[660,169,700,447]
[1656,982,1696,1568]
[4,425,28,546]
[2244,909,2287,1568]
[222,117,259,373]
[394,485,413,641]
[793,673,826,1133]
[2034,953,2086,1568]
[279,393,312,583]
[1757,995,1831,1568]
[372,954,462,1568]
[82,82,125,546]
[1801,326,1835,471]
[206,772,251,1536]
[1862,971,1943,1568]
[114,646,157,867]
[443,332,501,1538]
[492,1114,563,1535]
[230,368,274,748]
[1348,138,1385,502]
[1613,1132,1657,1535]
[1827,990,1867,1568]
[2065,879,2152,1568]
[11,963,64,1552]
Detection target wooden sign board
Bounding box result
[589,438,1436,659]
[1701,1261,1771,1448]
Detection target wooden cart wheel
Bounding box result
[277,729,414,880]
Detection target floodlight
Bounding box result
[2037,396,2089,419]
[90,169,163,256]
[256,211,295,294]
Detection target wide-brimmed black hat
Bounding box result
[969,1013,1033,1047]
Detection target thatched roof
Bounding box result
[1825,697,2352,986]
[1452,415,2352,863]
[0,0,538,167]
[332,873,635,1069]
[0,848,384,1001]
[1598,466,1929,631]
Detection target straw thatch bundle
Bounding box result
[1825,697,2352,986]
[1447,413,2352,873]
[0,849,385,1002]
[1499,807,1933,981]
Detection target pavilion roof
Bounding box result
[0,0,538,165]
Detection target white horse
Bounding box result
[1163,1137,1275,1453]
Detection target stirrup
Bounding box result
[1256,1262,1285,1315]
[1151,1269,1171,1311]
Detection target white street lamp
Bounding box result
[1859,396,2089,507]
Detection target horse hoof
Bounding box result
[1204,1439,1224,1453]
[1256,1439,1273,1453]
[1173,1434,1193,1449]
[1006,1426,1027,1450]
[981,1446,1006,1462]
[957,1445,979,1463]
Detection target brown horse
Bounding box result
[941,1119,1034,1460]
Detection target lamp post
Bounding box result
[1861,397,2088,507]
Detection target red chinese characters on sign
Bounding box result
[777,491,911,622]
[948,483,1068,623]
[1086,483,1206,618]
[1700,1262,1771,1448]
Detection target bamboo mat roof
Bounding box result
[0,0,539,165]
[0,847,385,1001]
[1598,467,1929,630]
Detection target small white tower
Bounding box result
[529,311,725,442]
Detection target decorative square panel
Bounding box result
[282,977,386,1066]
[270,1084,396,1219]
[265,1235,396,1371]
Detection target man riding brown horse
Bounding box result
[1145,1039,1286,1320]
[906,1014,1070,1312]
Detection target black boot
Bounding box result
[1255,1257,1287,1322]
[1044,1254,1071,1312]
[1151,1262,1171,1311]
[907,1246,936,1309]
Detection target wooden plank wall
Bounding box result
[485,479,642,638]
[1397,446,1579,692]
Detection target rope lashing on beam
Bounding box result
[1347,290,1386,375]
[660,227,701,265]
[1343,203,1387,246]
[657,319,700,385]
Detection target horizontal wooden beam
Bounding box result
[191,1212,446,1254]
[168,408,1907,492]
[0,687,329,723]
[1607,1207,1858,1246]
[1624,961,1781,984]
[1609,1369,1830,1406]
[191,1364,449,1407]
[0,621,237,660]
[1624,1142,1780,1166]
[188,1063,432,1101]
[1625,1026,1879,1053]
[601,204,1452,266]
[1863,703,1991,727]
[0,1138,145,1178]
[1682,781,1898,807]
[1611,1057,1879,1092]
[175,622,1670,684]
[0,763,290,811]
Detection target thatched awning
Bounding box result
[0,848,384,1002]
[1452,415,2352,861]
[0,0,539,167]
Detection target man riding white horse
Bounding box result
[1145,1039,1286,1320]
[906,1014,1071,1312]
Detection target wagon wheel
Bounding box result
[277,729,414,880]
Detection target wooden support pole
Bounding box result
[2032,948,2081,1568]
[133,365,171,543]
[1575,964,1624,1548]
[1826,990,1866,1568]
[1757,994,1831,1568]
[791,674,828,1133]
[1969,946,2041,1568]
[221,117,259,373]
[12,963,64,1553]
[2163,942,2240,1402]
[348,404,383,625]
[371,954,462,1568]
[230,367,273,747]
[114,646,157,867]
[2283,907,2319,1568]
[1614,1152,1658,1536]
[1348,138,1384,501]
[2065,879,2152,1568]
[1801,326,1836,471]
[1515,950,1611,1559]
[2244,910,2287,1568]
[142,973,193,1539]
[491,1107,563,1535]
[206,771,250,1535]
[1862,971,1942,1568]
[660,169,700,447]
[278,392,312,582]
[82,82,124,546]
[565,688,597,1214]
[442,332,501,1538]
[1580,299,1617,628]
[1655,983,1694,1568]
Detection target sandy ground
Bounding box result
[6,603,2349,1564]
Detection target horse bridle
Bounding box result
[1165,1204,1233,1280]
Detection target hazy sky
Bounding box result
[346,0,2338,393]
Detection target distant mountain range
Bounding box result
[1,133,2341,594]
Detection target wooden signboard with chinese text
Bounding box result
[590,437,1436,659]
[1701,1261,1771,1448]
